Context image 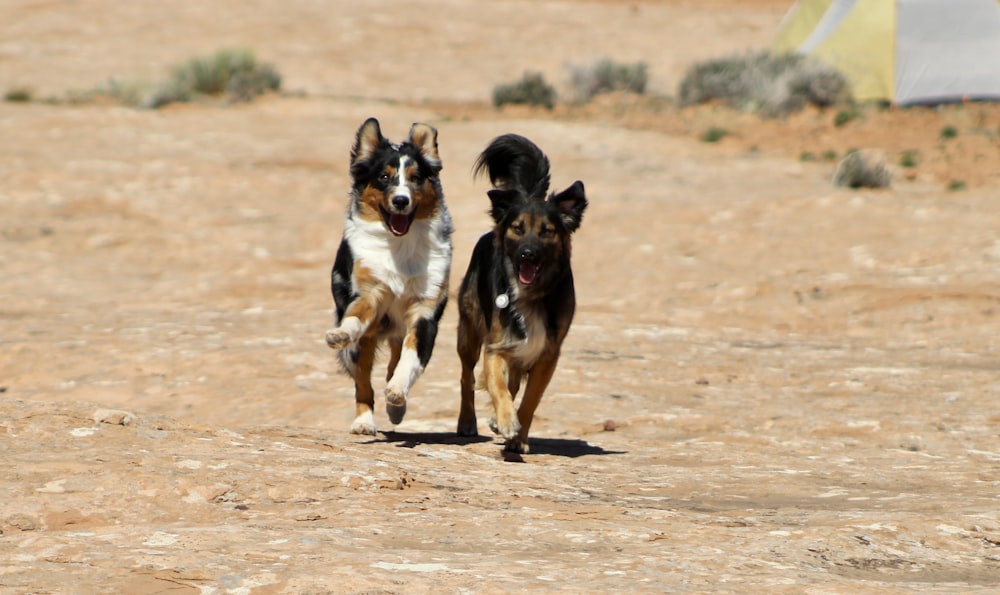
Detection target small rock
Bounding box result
[6,513,39,532]
[93,408,137,426]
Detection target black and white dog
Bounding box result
[326,118,453,435]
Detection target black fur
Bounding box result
[330,238,356,322]
[456,133,587,453]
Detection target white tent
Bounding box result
[774,0,1000,105]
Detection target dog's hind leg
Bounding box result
[507,368,524,399]
[456,316,482,436]
[506,352,559,453]
[386,336,403,381]
[349,336,379,435]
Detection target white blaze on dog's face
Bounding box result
[349,119,443,237]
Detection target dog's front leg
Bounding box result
[505,351,559,453]
[325,289,384,350]
[482,350,520,440]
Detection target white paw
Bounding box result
[350,411,376,435]
[490,415,521,440]
[325,328,352,349]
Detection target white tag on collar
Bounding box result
[494,293,510,309]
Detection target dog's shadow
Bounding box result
[371,431,625,461]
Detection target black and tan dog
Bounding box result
[326,118,453,435]
[456,134,587,453]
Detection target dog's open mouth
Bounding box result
[380,207,416,236]
[518,261,541,285]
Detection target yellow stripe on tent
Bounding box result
[773,0,835,54]
[810,0,895,102]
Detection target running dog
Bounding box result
[456,134,587,453]
[326,118,453,435]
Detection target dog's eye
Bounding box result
[378,173,391,184]
[510,222,525,235]
[539,225,553,238]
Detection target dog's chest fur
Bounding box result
[345,215,451,300]
[509,304,548,365]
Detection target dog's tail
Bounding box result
[473,134,550,200]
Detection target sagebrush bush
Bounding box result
[832,150,892,189]
[492,72,556,110]
[571,59,648,102]
[678,50,850,117]
[92,78,148,106]
[700,127,728,143]
[4,86,33,103]
[143,48,281,108]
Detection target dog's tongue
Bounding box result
[518,262,540,285]
[389,214,411,236]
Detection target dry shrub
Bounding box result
[571,59,648,102]
[833,150,892,189]
[492,72,557,110]
[678,51,849,117]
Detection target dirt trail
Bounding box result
[3,1,1000,593]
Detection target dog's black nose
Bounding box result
[391,195,410,211]
[520,248,536,262]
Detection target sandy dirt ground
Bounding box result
[3,0,1000,593]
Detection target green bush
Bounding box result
[833,108,858,127]
[832,150,892,189]
[4,86,33,103]
[571,59,648,102]
[940,125,958,140]
[899,150,920,168]
[678,50,850,117]
[947,180,967,191]
[492,72,557,110]
[700,127,728,143]
[144,48,281,108]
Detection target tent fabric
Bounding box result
[773,0,834,53]
[774,0,1000,105]
[895,0,1000,104]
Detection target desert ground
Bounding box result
[3,0,1000,592]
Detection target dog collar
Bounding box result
[494,293,510,309]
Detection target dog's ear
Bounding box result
[351,118,384,165]
[550,181,587,233]
[408,123,441,171]
[487,189,519,224]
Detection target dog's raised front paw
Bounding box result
[326,328,351,349]
[385,388,406,425]
[325,328,352,349]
